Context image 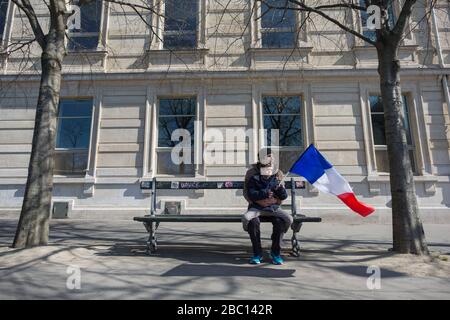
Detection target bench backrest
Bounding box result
[140,178,305,216]
[140,180,305,190]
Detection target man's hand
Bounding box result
[255,190,282,207]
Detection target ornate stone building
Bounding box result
[0,0,449,222]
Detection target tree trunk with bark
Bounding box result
[12,1,68,248]
[377,43,428,255]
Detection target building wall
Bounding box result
[0,0,450,222]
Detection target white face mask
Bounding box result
[260,166,274,176]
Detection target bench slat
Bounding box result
[134,215,322,223]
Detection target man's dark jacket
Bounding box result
[246,173,288,212]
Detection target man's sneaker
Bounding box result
[249,255,263,264]
[270,252,284,265]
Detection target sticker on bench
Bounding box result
[140,181,152,189]
[179,182,199,189]
[295,181,305,188]
[224,181,234,188]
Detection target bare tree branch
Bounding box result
[11,0,46,48]
[259,0,377,46]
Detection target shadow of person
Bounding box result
[161,263,296,278]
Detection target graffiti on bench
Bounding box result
[179,182,201,189]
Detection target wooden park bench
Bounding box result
[134,178,322,256]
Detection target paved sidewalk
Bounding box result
[0,219,449,299]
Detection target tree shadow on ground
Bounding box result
[1,218,448,281]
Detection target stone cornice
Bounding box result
[1,66,450,83]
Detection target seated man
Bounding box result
[242,152,293,265]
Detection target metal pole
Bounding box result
[291,177,297,217]
[151,177,156,216]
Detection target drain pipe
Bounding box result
[431,5,450,114]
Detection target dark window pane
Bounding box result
[159,98,196,116]
[359,0,368,23]
[403,96,413,145]
[163,34,196,49]
[371,114,386,145]
[387,3,396,28]
[263,96,301,114]
[264,115,302,147]
[164,0,198,49]
[262,31,295,48]
[56,99,93,149]
[58,100,93,117]
[370,94,416,173]
[55,99,93,175]
[359,0,371,29]
[369,95,383,113]
[56,118,92,149]
[363,30,377,42]
[263,96,302,147]
[68,0,101,51]
[158,98,196,148]
[0,0,8,36]
[360,0,395,41]
[68,36,99,50]
[164,0,198,32]
[369,95,412,146]
[261,0,295,48]
[158,116,194,147]
[408,149,416,174]
[54,152,89,175]
[261,0,295,29]
[71,0,102,33]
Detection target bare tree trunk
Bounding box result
[13,26,65,248]
[377,44,429,255]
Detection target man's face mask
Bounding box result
[260,166,274,176]
[259,154,275,176]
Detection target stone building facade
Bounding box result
[0,0,449,222]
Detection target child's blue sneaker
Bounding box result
[249,255,263,264]
[270,252,284,265]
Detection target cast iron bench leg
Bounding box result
[143,222,158,254]
[291,222,303,257]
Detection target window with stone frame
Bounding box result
[163,0,198,50]
[156,97,196,175]
[55,99,93,175]
[369,95,416,173]
[262,96,303,173]
[260,0,297,48]
[67,0,103,51]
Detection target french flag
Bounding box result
[289,144,375,217]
